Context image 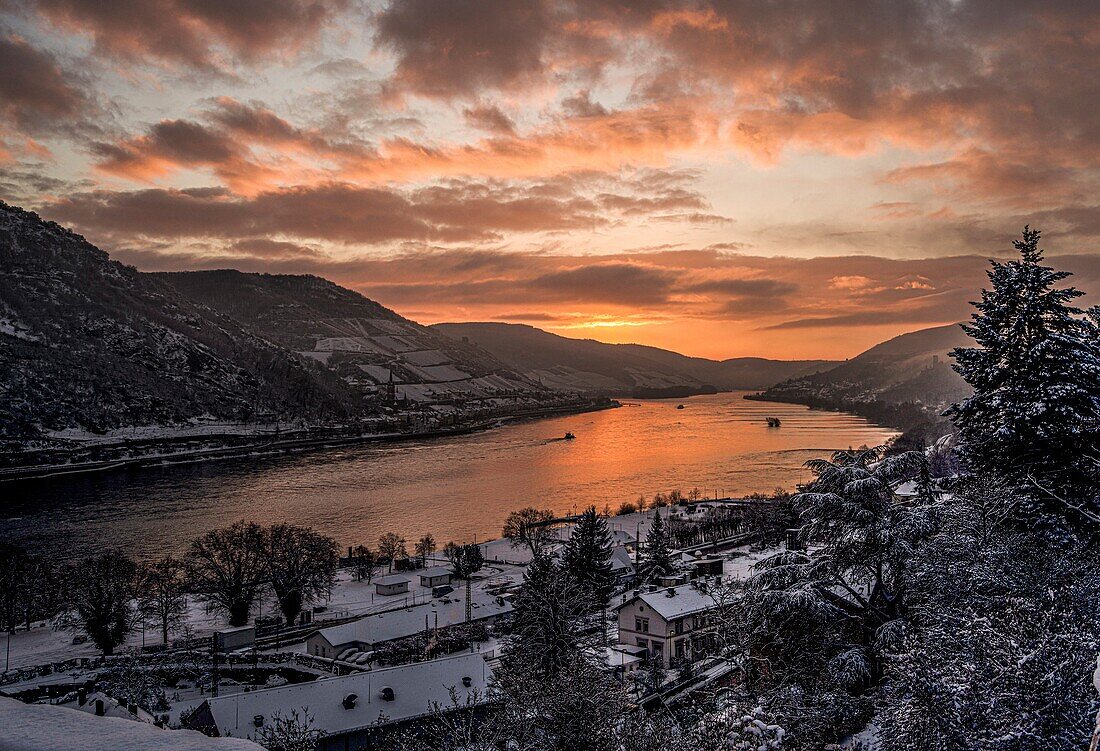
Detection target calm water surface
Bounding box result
[1,393,896,560]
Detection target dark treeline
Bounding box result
[0,521,486,659]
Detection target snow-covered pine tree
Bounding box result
[562,506,616,606]
[638,510,674,584]
[946,226,1100,532]
[505,554,591,679]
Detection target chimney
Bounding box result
[77,688,87,706]
[94,699,105,717]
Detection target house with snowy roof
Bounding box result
[609,545,636,586]
[374,574,411,596]
[305,593,512,660]
[181,653,493,750]
[418,566,453,588]
[61,691,156,725]
[614,580,728,668]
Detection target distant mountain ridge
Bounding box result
[431,322,837,397]
[750,323,973,433]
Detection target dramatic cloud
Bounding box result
[462,104,517,135]
[0,34,91,137]
[46,169,724,245]
[376,0,552,98]
[34,0,348,72]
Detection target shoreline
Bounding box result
[0,399,619,483]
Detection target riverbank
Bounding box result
[743,391,950,438]
[0,398,619,483]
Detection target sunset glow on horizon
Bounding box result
[2,0,1099,359]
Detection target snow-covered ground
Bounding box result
[0,697,263,751]
[2,557,526,673]
[45,420,326,445]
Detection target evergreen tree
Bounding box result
[443,542,483,579]
[505,554,590,679]
[561,506,616,606]
[946,226,1100,531]
[638,510,674,584]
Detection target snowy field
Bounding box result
[2,556,526,673]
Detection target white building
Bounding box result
[374,574,410,596]
[418,567,453,588]
[182,653,493,750]
[615,581,726,668]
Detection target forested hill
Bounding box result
[0,203,557,455]
[155,271,545,407]
[432,321,836,397]
[750,323,973,432]
[0,202,358,444]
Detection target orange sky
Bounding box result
[2,1,1099,359]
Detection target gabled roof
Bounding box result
[616,582,722,620]
[64,692,155,724]
[374,574,410,586]
[418,567,452,578]
[316,594,512,648]
[195,653,493,741]
[610,545,634,573]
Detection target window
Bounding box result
[635,617,650,633]
[637,638,648,650]
[675,640,685,658]
[651,641,664,657]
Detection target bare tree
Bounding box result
[266,524,339,626]
[377,532,408,573]
[0,542,31,633]
[352,545,375,583]
[255,707,326,751]
[502,507,556,557]
[186,522,267,627]
[59,551,139,655]
[414,534,437,567]
[0,544,61,632]
[138,556,187,647]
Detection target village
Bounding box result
[0,491,823,750]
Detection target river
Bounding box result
[0,393,897,560]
